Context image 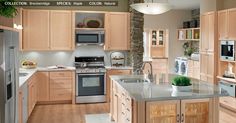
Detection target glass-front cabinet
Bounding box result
[146,99,210,123]
[151,29,166,47]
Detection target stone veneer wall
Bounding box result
[129,0,144,72]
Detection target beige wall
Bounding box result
[18,0,128,12]
[221,0,236,10]
[144,10,191,73]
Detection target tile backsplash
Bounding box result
[19,45,129,67]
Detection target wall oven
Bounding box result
[76,30,105,45]
[220,40,235,61]
[76,73,106,103]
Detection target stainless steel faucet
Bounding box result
[141,62,153,82]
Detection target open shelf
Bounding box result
[178,28,200,41]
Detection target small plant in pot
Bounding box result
[172,76,192,92]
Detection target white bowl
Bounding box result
[172,85,192,92]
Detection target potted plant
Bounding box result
[172,76,192,92]
[0,0,18,18]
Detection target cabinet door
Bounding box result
[113,92,118,122]
[146,100,180,123]
[181,99,210,123]
[50,11,72,50]
[37,72,50,102]
[218,10,228,40]
[228,8,236,40]
[200,53,208,81]
[208,12,216,52]
[22,84,28,123]
[207,53,215,83]
[28,83,33,116]
[18,89,23,123]
[23,10,50,50]
[200,14,209,52]
[105,12,130,50]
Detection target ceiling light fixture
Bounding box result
[130,0,172,15]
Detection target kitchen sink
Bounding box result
[19,72,29,77]
[121,78,149,83]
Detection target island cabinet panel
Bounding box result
[107,69,131,103]
[50,11,72,50]
[146,100,180,123]
[181,99,210,123]
[22,10,50,50]
[146,99,211,123]
[104,12,130,51]
[37,72,50,102]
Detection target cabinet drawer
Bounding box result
[50,71,72,78]
[112,70,131,75]
[50,79,72,89]
[50,89,72,101]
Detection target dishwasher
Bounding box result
[219,80,236,97]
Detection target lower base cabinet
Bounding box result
[18,83,28,123]
[146,99,210,123]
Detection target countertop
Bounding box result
[19,67,76,88]
[110,74,228,102]
[105,66,133,70]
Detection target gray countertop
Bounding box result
[110,74,228,102]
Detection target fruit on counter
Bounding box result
[21,60,37,69]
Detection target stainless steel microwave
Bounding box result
[220,40,235,61]
[76,30,105,45]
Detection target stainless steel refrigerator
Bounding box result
[0,29,19,123]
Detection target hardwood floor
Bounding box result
[27,103,109,123]
[28,103,236,123]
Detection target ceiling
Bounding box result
[152,0,200,10]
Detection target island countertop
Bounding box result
[110,74,228,102]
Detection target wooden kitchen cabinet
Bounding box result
[22,9,73,51]
[200,11,217,83]
[37,72,50,102]
[28,74,38,116]
[111,80,133,123]
[18,83,28,123]
[146,99,210,123]
[146,100,180,123]
[104,12,130,50]
[107,69,131,103]
[200,12,216,52]
[200,53,215,83]
[22,9,50,50]
[18,89,23,123]
[50,11,73,50]
[49,71,73,101]
[218,8,236,40]
[187,60,200,79]
[181,99,210,123]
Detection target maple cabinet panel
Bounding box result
[22,10,50,50]
[105,12,130,50]
[50,11,72,50]
[37,72,50,102]
[228,8,236,40]
[218,10,228,40]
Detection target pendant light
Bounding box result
[130,0,172,15]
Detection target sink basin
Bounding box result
[121,78,149,83]
[19,72,28,77]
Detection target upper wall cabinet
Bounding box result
[23,10,50,50]
[218,8,236,40]
[104,12,130,51]
[50,11,72,50]
[200,12,216,53]
[22,9,73,51]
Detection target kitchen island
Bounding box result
[109,74,228,123]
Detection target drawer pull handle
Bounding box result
[126,108,130,112]
[176,114,180,122]
[126,118,130,122]
[181,113,184,122]
[122,103,125,106]
[122,112,125,115]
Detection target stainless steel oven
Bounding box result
[220,80,236,97]
[75,56,106,103]
[220,40,235,61]
[76,73,106,103]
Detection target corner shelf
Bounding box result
[177,28,200,41]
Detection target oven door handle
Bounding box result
[77,73,105,76]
